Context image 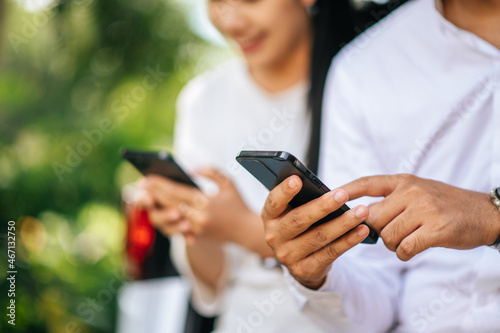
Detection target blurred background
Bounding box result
[0,0,233,331]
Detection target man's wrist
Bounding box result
[296,275,327,291]
[489,187,500,250]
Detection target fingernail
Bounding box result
[288,177,299,189]
[333,190,347,203]
[357,225,368,237]
[355,206,368,219]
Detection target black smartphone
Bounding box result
[236,150,378,244]
[121,149,198,188]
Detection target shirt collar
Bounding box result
[431,0,500,58]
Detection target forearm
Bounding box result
[186,237,225,292]
[170,234,229,316]
[486,189,500,246]
[232,211,274,258]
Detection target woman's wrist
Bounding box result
[233,210,274,258]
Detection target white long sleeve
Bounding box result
[303,0,500,331]
[284,241,402,333]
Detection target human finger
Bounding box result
[365,195,406,234]
[341,174,408,201]
[288,224,370,289]
[278,188,351,239]
[148,207,183,230]
[276,205,368,264]
[197,168,231,188]
[261,176,303,222]
[378,210,421,252]
[144,175,201,207]
[178,202,206,235]
[395,224,435,261]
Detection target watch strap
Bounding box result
[489,187,500,250]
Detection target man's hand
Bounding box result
[342,174,500,261]
[262,175,370,290]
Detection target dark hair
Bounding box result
[306,0,408,173]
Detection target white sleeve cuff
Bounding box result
[282,264,361,331]
[282,264,344,309]
[282,244,401,333]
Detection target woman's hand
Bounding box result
[137,174,199,242]
[173,168,257,243]
[140,168,272,255]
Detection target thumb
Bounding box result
[197,168,231,188]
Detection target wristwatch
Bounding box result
[490,187,500,251]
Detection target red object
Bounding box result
[126,207,156,277]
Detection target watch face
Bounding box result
[496,187,500,199]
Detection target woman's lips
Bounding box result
[238,35,266,54]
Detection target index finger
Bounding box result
[341,175,402,201]
[144,175,202,207]
[261,176,302,222]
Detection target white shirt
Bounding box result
[170,60,335,332]
[286,0,500,332]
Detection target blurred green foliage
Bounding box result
[0,0,223,331]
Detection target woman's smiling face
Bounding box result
[208,0,315,70]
